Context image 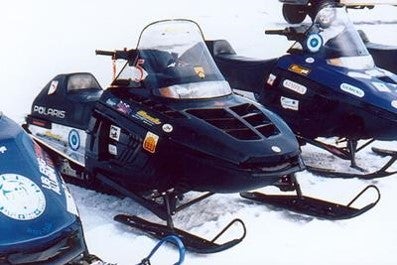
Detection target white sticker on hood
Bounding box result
[372,82,391,93]
[267,74,277,86]
[392,100,397,109]
[340,83,365,98]
[0,174,46,220]
[62,183,79,216]
[283,79,307,95]
[280,96,299,111]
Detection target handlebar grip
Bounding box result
[95,50,115,56]
[265,29,287,35]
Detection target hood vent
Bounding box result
[187,103,279,140]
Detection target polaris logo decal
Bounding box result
[280,96,299,111]
[0,174,46,220]
[33,105,66,119]
[283,79,307,95]
[340,83,365,98]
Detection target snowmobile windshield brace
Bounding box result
[287,6,375,70]
[98,20,232,99]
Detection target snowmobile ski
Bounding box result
[240,175,380,220]
[302,137,397,179]
[114,215,246,254]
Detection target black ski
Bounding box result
[240,175,380,220]
[114,215,246,254]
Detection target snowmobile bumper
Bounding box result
[0,220,88,265]
[182,151,305,193]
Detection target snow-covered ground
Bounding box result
[1,1,397,264]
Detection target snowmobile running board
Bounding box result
[240,177,380,220]
[114,215,246,254]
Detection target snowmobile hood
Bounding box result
[101,89,301,166]
[0,115,80,253]
[277,55,397,118]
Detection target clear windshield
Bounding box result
[291,6,374,70]
[116,20,231,99]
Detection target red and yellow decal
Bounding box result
[288,64,311,76]
[143,131,159,154]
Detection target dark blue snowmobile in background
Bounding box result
[24,19,380,253]
[209,3,397,179]
[0,112,185,264]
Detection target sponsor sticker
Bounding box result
[372,82,391,93]
[143,132,159,154]
[305,57,315,64]
[0,146,7,154]
[35,143,61,195]
[288,64,311,76]
[62,183,79,216]
[0,174,46,220]
[392,100,397,109]
[116,101,132,115]
[340,83,365,98]
[108,144,118,155]
[272,146,282,153]
[194,66,206,79]
[48,80,59,95]
[280,96,299,111]
[162,124,173,133]
[133,110,161,126]
[68,129,80,151]
[283,79,307,95]
[267,74,277,86]
[109,125,121,141]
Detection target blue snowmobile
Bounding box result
[0,112,97,264]
[209,3,397,178]
[0,112,185,264]
[24,19,380,253]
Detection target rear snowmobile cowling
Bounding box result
[0,114,88,265]
[25,19,380,254]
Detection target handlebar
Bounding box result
[265,26,307,42]
[265,29,288,35]
[95,49,137,61]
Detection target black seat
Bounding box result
[207,40,278,94]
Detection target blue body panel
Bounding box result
[0,115,79,254]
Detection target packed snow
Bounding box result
[1,0,397,264]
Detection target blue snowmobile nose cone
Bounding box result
[0,115,87,264]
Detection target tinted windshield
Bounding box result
[116,20,231,99]
[291,6,374,69]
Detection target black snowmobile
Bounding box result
[209,4,397,179]
[24,19,379,253]
[0,112,186,264]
